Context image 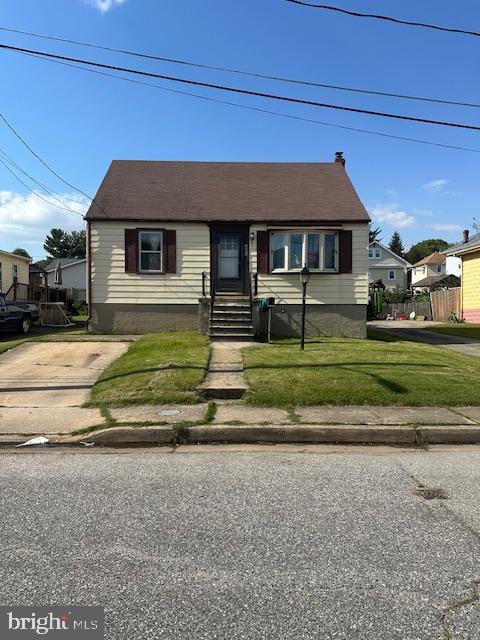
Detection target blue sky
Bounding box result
[1,0,479,259]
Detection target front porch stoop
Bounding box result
[198,341,252,399]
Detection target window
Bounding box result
[12,264,18,279]
[368,249,373,258]
[139,231,163,272]
[388,270,395,280]
[270,231,338,272]
[436,265,442,273]
[375,249,381,258]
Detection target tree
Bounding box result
[369,226,382,243]
[43,228,86,259]
[404,238,449,265]
[12,247,32,260]
[388,231,405,258]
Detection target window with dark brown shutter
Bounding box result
[257,231,269,274]
[338,230,353,273]
[125,229,138,273]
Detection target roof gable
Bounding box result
[0,248,31,262]
[414,252,446,266]
[86,160,370,223]
[368,241,411,266]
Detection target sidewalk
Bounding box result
[2,403,480,447]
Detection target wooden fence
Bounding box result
[382,301,432,320]
[430,287,461,322]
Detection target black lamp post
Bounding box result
[300,264,310,350]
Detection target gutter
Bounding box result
[86,219,92,329]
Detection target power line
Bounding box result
[3,42,480,132]
[0,156,85,216]
[1,24,479,109]
[0,146,87,214]
[283,0,480,38]
[22,50,480,155]
[0,111,106,215]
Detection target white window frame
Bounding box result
[12,264,18,279]
[436,264,442,273]
[375,249,381,258]
[388,270,395,280]
[138,230,163,273]
[270,231,339,273]
[368,249,373,258]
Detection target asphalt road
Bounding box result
[1,445,480,639]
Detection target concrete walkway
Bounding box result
[369,320,480,357]
[198,341,255,399]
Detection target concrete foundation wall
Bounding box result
[256,304,367,339]
[90,303,199,334]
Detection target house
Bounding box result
[368,241,411,290]
[85,155,370,338]
[411,252,446,286]
[411,273,460,293]
[445,230,480,322]
[44,258,87,301]
[0,248,31,294]
[29,262,47,286]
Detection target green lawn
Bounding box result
[242,335,480,407]
[424,324,480,340]
[88,332,210,407]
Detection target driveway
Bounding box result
[369,320,480,357]
[0,341,129,436]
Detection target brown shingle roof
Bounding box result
[86,161,370,223]
[414,252,446,267]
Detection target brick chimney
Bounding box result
[335,151,345,167]
[463,229,470,243]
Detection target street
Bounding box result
[1,445,480,639]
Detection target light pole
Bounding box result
[300,264,310,350]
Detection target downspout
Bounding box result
[86,219,92,330]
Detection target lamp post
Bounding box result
[300,264,310,350]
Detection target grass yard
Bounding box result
[88,331,210,407]
[424,324,480,340]
[242,335,480,407]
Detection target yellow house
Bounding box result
[0,248,31,294]
[446,231,480,323]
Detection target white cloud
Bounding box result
[413,209,433,217]
[369,202,416,229]
[0,190,88,257]
[86,0,126,12]
[423,179,448,193]
[426,223,462,233]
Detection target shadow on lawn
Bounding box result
[95,364,206,385]
[246,361,451,396]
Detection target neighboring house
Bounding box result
[411,252,446,285]
[368,241,411,290]
[412,273,460,293]
[44,258,87,300]
[0,248,30,293]
[445,230,480,323]
[446,255,462,278]
[29,263,47,286]
[85,155,370,338]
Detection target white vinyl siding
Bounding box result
[90,222,210,304]
[251,223,369,305]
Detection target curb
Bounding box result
[3,424,480,448]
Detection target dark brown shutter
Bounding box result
[338,230,353,273]
[257,231,269,274]
[125,229,138,273]
[164,230,176,274]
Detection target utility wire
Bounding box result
[0,146,86,214]
[0,157,85,216]
[1,24,479,109]
[0,111,107,215]
[283,0,480,38]
[22,50,480,155]
[2,42,480,132]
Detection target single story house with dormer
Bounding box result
[85,154,370,338]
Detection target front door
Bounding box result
[214,230,248,293]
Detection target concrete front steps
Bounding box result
[209,296,254,341]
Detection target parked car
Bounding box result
[0,293,39,334]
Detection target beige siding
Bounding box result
[369,266,408,290]
[91,222,210,304]
[250,223,368,305]
[0,251,30,293]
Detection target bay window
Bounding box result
[270,231,338,272]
